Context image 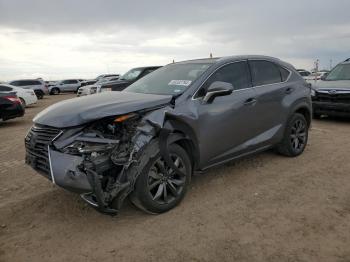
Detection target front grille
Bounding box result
[25,125,62,177]
[314,92,350,103]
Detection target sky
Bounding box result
[0,0,349,81]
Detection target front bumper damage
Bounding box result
[26,106,190,215]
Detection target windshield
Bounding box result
[120,68,143,81]
[124,63,212,95]
[326,64,350,81]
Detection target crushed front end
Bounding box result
[25,113,155,215]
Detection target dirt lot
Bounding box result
[0,94,350,262]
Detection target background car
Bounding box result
[8,79,48,99]
[77,67,161,96]
[80,79,97,87]
[49,79,82,95]
[95,74,120,81]
[77,77,119,96]
[297,69,311,79]
[306,70,330,81]
[0,92,25,121]
[110,66,161,91]
[311,59,350,118]
[0,84,37,107]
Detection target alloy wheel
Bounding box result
[290,119,307,152]
[147,155,186,205]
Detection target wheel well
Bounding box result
[295,107,311,127]
[173,137,197,172]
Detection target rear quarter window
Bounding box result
[249,60,282,86]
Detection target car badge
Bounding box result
[328,90,337,95]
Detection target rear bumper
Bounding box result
[312,101,350,116]
[2,104,24,120]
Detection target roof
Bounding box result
[174,55,294,69]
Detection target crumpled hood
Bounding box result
[34,91,172,128]
[311,80,350,92]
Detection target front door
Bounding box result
[193,61,259,168]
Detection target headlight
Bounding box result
[63,141,116,155]
[311,89,316,97]
[90,87,97,94]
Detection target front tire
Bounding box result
[277,113,309,157]
[130,141,192,214]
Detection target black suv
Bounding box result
[311,59,350,118]
[109,66,162,91]
[25,56,311,215]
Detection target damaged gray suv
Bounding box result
[25,56,312,215]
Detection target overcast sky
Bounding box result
[0,0,349,81]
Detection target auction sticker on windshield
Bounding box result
[168,80,192,86]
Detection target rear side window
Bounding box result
[249,60,282,86]
[13,80,41,86]
[0,85,13,91]
[28,80,42,85]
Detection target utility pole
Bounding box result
[314,59,319,82]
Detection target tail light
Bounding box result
[5,96,22,104]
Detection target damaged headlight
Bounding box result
[64,141,116,155]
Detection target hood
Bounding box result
[311,80,350,92]
[34,91,172,128]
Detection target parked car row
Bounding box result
[77,66,161,96]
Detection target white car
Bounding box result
[8,79,48,99]
[305,71,329,81]
[49,79,82,95]
[77,77,119,96]
[0,84,37,107]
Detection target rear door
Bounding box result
[248,60,292,146]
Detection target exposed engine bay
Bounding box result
[25,103,191,215]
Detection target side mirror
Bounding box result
[203,81,234,103]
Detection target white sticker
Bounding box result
[168,80,192,86]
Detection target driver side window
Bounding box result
[196,61,251,97]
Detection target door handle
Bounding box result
[285,87,294,94]
[244,97,257,106]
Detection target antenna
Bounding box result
[210,53,213,59]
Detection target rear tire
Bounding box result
[19,98,26,107]
[129,141,192,214]
[50,88,60,95]
[35,90,44,99]
[277,113,309,157]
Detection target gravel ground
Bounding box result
[0,94,350,262]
